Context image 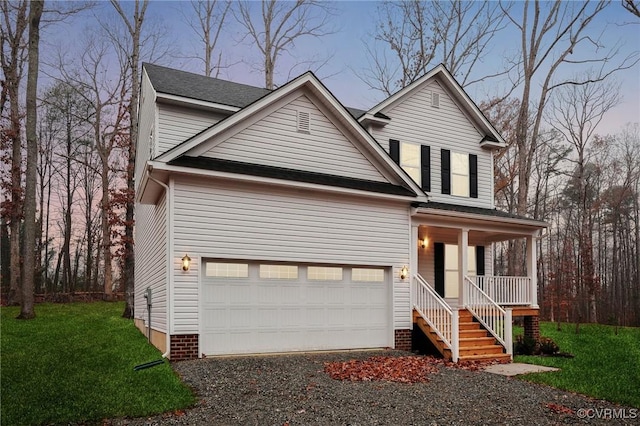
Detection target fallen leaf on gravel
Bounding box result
[324,355,509,383]
[296,409,306,414]
[545,403,575,415]
[324,356,438,383]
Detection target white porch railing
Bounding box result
[469,275,532,306]
[413,274,459,362]
[464,276,513,356]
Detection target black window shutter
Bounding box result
[434,243,445,297]
[421,145,431,191]
[469,154,478,198]
[476,245,485,276]
[441,149,450,195]
[389,139,400,164]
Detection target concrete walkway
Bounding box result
[484,362,559,376]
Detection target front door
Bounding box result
[434,243,481,299]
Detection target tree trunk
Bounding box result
[18,0,43,319]
[100,153,112,299]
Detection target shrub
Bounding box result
[514,334,538,355]
[514,335,561,356]
[538,337,560,355]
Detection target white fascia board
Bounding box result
[358,113,391,127]
[414,207,549,231]
[148,161,417,202]
[156,92,240,114]
[135,166,149,203]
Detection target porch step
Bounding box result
[459,337,497,346]
[459,329,488,338]
[459,344,505,356]
[458,353,512,362]
[459,321,481,331]
[413,308,511,363]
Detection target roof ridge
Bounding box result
[143,62,270,92]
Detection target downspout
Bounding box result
[148,171,172,359]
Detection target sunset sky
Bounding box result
[44,1,640,136]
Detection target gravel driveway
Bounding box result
[112,350,636,425]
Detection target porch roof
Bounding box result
[411,201,548,239]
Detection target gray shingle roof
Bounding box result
[143,63,272,108]
[145,63,368,117]
[412,201,546,224]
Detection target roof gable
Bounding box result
[366,64,505,148]
[156,71,424,196]
[199,93,388,182]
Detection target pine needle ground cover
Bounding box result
[514,322,640,408]
[1,302,195,425]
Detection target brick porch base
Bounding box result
[394,329,412,351]
[524,316,540,340]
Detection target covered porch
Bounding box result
[408,202,548,362]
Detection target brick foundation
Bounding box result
[170,334,199,361]
[524,316,540,340]
[394,329,412,351]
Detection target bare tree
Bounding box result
[548,76,621,323]
[185,0,232,77]
[0,0,28,305]
[623,0,640,17]
[18,0,43,319]
[235,0,335,89]
[500,0,637,274]
[363,0,511,96]
[109,0,148,314]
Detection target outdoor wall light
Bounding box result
[400,265,408,280]
[421,237,429,249]
[182,254,191,271]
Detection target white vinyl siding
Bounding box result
[134,193,167,332]
[157,104,228,156]
[203,95,388,182]
[135,71,156,184]
[171,175,411,333]
[371,79,492,208]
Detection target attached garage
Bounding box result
[200,260,392,356]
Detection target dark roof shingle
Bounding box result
[412,201,546,224]
[169,156,416,197]
[144,63,272,108]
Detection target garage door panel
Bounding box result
[201,261,390,355]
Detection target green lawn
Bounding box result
[1,302,196,425]
[514,322,640,408]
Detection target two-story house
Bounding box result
[134,63,546,362]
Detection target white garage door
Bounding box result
[200,261,391,355]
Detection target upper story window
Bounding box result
[400,142,420,184]
[389,139,431,191]
[451,152,469,197]
[441,149,477,198]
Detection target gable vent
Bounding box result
[431,92,440,108]
[297,110,310,133]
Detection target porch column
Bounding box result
[410,224,419,319]
[458,228,469,306]
[526,233,538,308]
